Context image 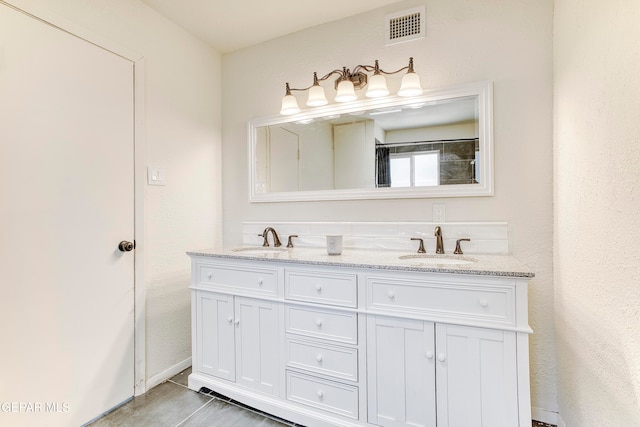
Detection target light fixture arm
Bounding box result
[285,69,345,93]
[350,57,415,78]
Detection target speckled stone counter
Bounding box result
[186,247,534,278]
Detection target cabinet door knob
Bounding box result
[234,319,240,326]
[438,353,446,362]
[316,354,324,363]
[387,290,395,299]
[207,273,213,279]
[479,298,488,308]
[315,284,322,293]
[317,390,324,399]
[425,351,434,359]
[227,316,233,324]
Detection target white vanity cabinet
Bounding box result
[283,268,364,421]
[367,317,519,427]
[434,324,518,427]
[365,272,527,427]
[195,291,279,394]
[192,260,280,395]
[188,251,532,427]
[367,316,437,426]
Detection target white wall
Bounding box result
[17,0,223,385]
[554,0,640,425]
[222,0,556,414]
[385,122,477,144]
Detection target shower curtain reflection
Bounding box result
[376,145,391,187]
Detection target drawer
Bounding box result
[366,276,515,326]
[285,269,357,307]
[287,339,358,382]
[286,371,359,419]
[196,261,277,296]
[285,306,358,344]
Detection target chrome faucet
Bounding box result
[434,226,445,254]
[259,227,282,247]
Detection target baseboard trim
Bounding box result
[146,357,192,391]
[556,414,566,427]
[532,407,561,425]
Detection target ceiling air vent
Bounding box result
[385,6,425,45]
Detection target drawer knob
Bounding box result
[227,316,233,324]
[438,353,446,362]
[316,354,324,363]
[315,284,322,293]
[317,390,324,400]
[479,298,489,308]
[207,273,213,279]
[315,319,323,328]
[425,351,434,360]
[257,278,263,286]
[387,290,395,299]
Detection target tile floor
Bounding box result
[89,367,556,427]
[88,367,293,427]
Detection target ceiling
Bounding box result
[141,0,404,53]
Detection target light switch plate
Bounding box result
[433,203,446,222]
[147,166,166,186]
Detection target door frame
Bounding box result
[2,0,148,396]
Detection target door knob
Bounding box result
[118,241,135,252]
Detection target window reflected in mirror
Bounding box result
[378,138,478,188]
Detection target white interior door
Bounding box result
[0,4,135,426]
[333,121,375,189]
[268,126,299,192]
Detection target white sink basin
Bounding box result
[231,247,288,255]
[398,254,477,266]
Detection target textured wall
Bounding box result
[554,0,640,425]
[16,0,223,385]
[222,0,556,414]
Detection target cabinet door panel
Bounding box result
[436,324,518,427]
[197,292,235,381]
[367,316,436,427]
[235,297,279,395]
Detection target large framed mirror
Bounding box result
[248,81,493,202]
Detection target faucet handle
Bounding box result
[258,233,269,247]
[411,238,426,253]
[287,235,298,248]
[454,238,471,255]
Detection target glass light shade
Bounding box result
[398,72,423,97]
[365,73,389,98]
[280,94,300,115]
[334,79,357,102]
[306,84,328,107]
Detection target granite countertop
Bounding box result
[187,247,535,278]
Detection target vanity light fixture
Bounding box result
[279,57,423,115]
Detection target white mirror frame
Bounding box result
[248,80,493,203]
